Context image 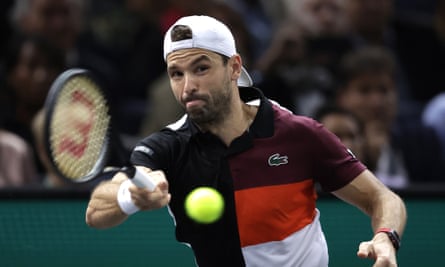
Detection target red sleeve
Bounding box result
[305,118,367,192]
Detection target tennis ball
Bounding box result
[185,187,224,224]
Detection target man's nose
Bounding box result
[183,73,198,96]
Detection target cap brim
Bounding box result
[238,66,253,87]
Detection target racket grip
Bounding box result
[122,166,157,191]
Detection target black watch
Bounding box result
[376,228,401,251]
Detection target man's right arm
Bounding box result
[85,172,129,229]
[85,168,171,229]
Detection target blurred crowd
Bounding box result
[0,0,444,190]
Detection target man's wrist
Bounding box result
[375,228,401,251]
[117,179,140,215]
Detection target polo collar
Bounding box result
[242,87,274,138]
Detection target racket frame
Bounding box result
[43,68,112,183]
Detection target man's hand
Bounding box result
[128,169,171,211]
[357,233,397,267]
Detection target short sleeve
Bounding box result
[305,119,367,192]
[130,130,178,171]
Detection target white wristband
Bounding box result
[117,179,140,215]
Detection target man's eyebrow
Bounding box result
[168,55,212,72]
[190,55,211,66]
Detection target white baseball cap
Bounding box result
[163,15,253,87]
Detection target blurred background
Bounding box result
[0,0,444,266]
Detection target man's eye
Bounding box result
[170,71,182,78]
[196,65,209,73]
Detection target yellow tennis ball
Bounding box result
[185,187,224,224]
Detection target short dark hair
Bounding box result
[337,46,396,88]
[169,24,229,65]
[170,25,193,42]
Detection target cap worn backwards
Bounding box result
[163,15,253,87]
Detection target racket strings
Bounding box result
[49,77,111,180]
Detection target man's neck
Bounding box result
[205,101,257,147]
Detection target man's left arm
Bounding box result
[332,169,407,267]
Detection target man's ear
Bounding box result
[229,55,243,83]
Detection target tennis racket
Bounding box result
[43,68,157,190]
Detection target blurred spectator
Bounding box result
[254,0,353,116]
[9,0,114,70]
[342,0,418,110]
[9,0,121,118]
[0,35,63,188]
[0,129,39,188]
[160,0,212,31]
[0,34,65,176]
[10,0,84,52]
[254,0,357,117]
[254,20,313,113]
[96,0,167,135]
[335,46,444,188]
[393,0,445,104]
[343,0,394,46]
[423,92,445,161]
[314,105,366,163]
[0,0,14,65]
[280,0,353,73]
[225,0,276,62]
[281,0,349,37]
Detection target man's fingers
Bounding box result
[373,256,396,267]
[130,185,170,210]
[358,239,398,267]
[357,241,375,259]
[132,191,170,210]
[158,180,169,194]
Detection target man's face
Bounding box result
[337,72,397,128]
[166,49,236,126]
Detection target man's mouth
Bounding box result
[186,99,205,109]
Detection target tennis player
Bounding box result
[86,15,406,267]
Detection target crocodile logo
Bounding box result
[268,153,289,166]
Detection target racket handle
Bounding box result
[121,166,157,191]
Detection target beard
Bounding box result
[185,77,233,128]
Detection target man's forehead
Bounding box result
[166,48,221,65]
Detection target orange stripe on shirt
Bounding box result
[235,180,317,247]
